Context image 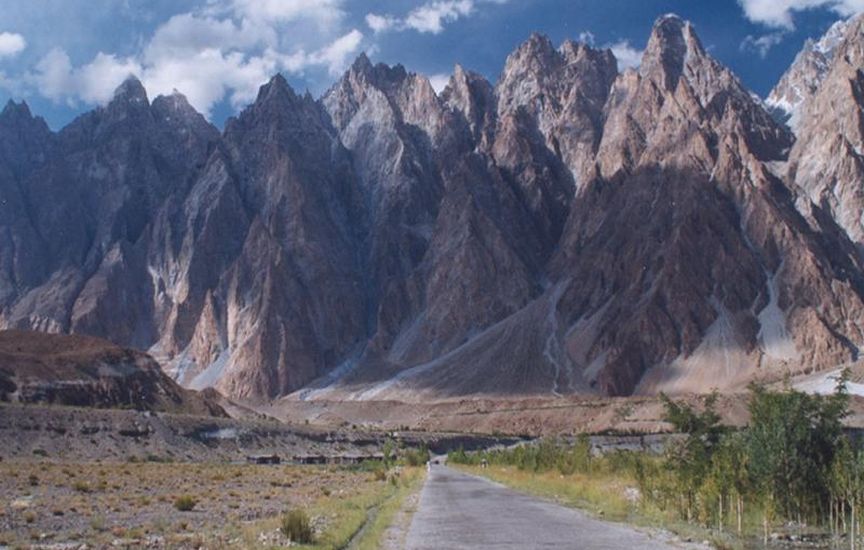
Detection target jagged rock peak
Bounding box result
[521,32,557,55]
[767,14,861,131]
[0,99,50,138]
[502,32,559,73]
[256,73,298,103]
[641,13,705,90]
[559,39,592,62]
[344,53,409,90]
[112,75,149,106]
[151,91,220,141]
[350,51,374,74]
[1,99,32,119]
[151,90,195,113]
[448,63,491,89]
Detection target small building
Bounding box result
[246,454,281,465]
[292,454,328,465]
[291,453,385,465]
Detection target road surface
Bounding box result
[405,464,698,549]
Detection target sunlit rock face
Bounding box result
[4,15,864,401]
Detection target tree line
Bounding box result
[450,373,864,546]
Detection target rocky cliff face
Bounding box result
[3,14,864,402]
[780,15,864,249]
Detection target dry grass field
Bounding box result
[0,460,421,549]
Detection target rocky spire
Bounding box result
[115,74,147,100]
[766,17,851,131]
[640,14,695,90]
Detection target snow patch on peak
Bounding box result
[766,16,852,132]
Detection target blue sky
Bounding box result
[0,0,860,130]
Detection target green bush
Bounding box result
[280,509,313,543]
[402,445,430,467]
[173,495,198,512]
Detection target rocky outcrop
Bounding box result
[3,15,864,402]
[0,330,225,415]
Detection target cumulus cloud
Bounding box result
[366,13,398,34]
[367,0,505,35]
[740,32,786,57]
[309,29,365,76]
[738,0,864,29]
[578,31,596,46]
[31,48,142,105]
[609,40,644,70]
[16,0,365,118]
[230,0,345,26]
[405,0,474,33]
[0,32,26,58]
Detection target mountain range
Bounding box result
[3,13,864,403]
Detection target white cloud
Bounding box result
[15,1,365,118]
[366,0,505,35]
[740,32,786,57]
[0,32,26,59]
[608,40,644,70]
[427,73,451,94]
[405,0,474,33]
[310,29,365,76]
[144,13,270,61]
[737,0,864,29]
[578,31,596,46]
[32,48,142,105]
[142,49,279,116]
[366,13,398,34]
[32,48,74,102]
[230,0,345,27]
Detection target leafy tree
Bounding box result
[661,391,724,522]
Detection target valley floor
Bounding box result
[0,460,424,549]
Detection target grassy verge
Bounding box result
[353,467,425,550]
[237,466,425,550]
[453,464,740,549]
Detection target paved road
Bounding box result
[405,465,696,549]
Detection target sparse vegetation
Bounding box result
[0,460,416,548]
[452,376,861,547]
[280,508,313,543]
[173,495,197,511]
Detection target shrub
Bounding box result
[90,515,106,532]
[280,509,313,543]
[28,474,38,486]
[173,495,198,512]
[73,481,92,493]
[373,468,387,481]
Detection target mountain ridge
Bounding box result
[3,14,864,402]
